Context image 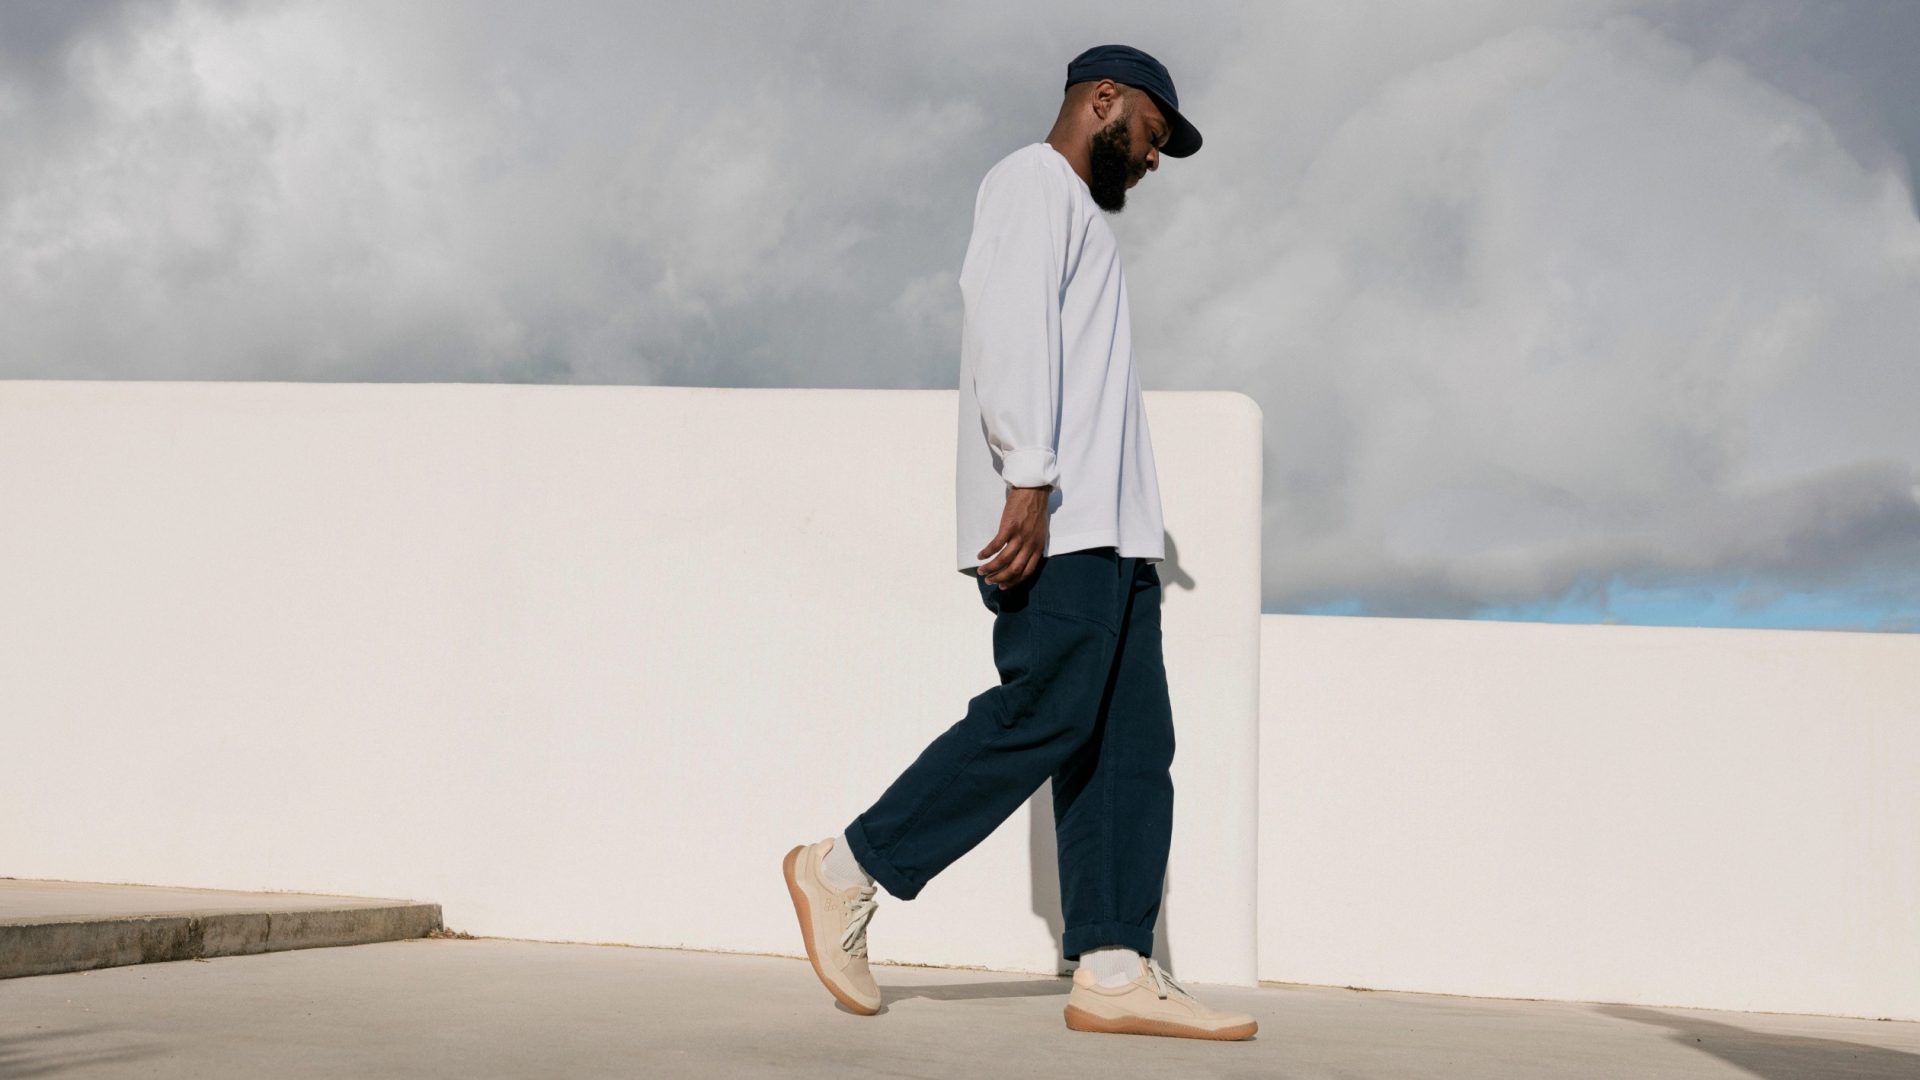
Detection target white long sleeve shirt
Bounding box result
[955,141,1166,575]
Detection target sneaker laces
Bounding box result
[1144,957,1189,1000]
[840,884,878,958]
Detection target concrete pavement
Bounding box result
[5,936,1915,1079]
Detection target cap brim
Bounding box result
[1141,89,1201,157]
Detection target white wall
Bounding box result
[1260,613,1920,1021]
[6,380,1915,1020]
[0,380,1264,985]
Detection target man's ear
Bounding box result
[1089,78,1121,120]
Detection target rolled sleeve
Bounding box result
[995,447,1058,489]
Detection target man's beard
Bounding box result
[1087,110,1143,213]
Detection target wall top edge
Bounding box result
[1259,610,1920,643]
[1,381,1261,402]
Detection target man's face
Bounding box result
[1086,89,1168,213]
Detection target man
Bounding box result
[783,44,1256,1041]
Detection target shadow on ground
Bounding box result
[878,977,1070,1010]
[1599,1004,1920,1080]
[0,1025,163,1079]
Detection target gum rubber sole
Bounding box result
[1064,1003,1257,1041]
[783,844,881,1016]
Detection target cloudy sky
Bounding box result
[5,0,1918,632]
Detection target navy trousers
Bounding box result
[843,547,1176,961]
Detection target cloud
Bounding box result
[1645,0,1920,206]
[1131,5,1920,617]
[1,0,1916,626]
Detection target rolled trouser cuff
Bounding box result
[843,814,925,901]
[1062,920,1156,962]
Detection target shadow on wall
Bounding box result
[1026,783,1181,978]
[1028,532,1190,977]
[1155,534,1195,595]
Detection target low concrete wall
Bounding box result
[1259,613,1920,1021]
[6,379,1913,1018]
[0,380,1264,985]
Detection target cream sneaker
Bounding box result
[782,836,882,1015]
[1064,955,1257,1040]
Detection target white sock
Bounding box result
[820,831,874,892]
[1081,946,1144,987]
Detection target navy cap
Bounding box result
[1064,44,1202,158]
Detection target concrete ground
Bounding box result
[4,937,1915,1079]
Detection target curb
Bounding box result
[0,903,444,979]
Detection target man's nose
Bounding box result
[1146,147,1159,171]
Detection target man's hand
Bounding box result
[977,485,1052,588]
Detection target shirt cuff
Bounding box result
[998,448,1059,489]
